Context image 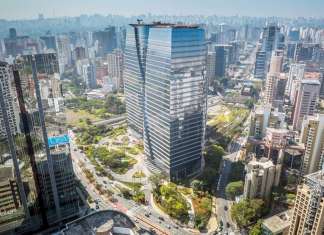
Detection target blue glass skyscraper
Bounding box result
[124,22,207,180]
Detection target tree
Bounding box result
[287,174,297,185]
[85,118,92,125]
[225,181,244,199]
[105,94,126,114]
[200,167,218,189]
[191,180,204,193]
[249,220,262,235]
[244,99,255,109]
[228,161,245,182]
[133,191,146,204]
[231,199,264,228]
[208,144,225,158]
[120,188,132,199]
[149,173,166,189]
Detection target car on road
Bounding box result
[144,212,150,217]
[103,180,107,184]
[224,205,228,211]
[158,216,164,221]
[226,222,230,228]
[219,220,223,229]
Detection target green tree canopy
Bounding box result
[231,199,264,228]
[225,181,244,199]
[191,180,204,193]
[249,220,262,235]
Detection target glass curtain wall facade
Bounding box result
[0,53,78,234]
[124,25,149,136]
[125,23,207,180]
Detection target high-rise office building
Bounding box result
[263,73,286,106]
[254,49,267,80]
[93,27,117,57]
[289,170,324,235]
[0,54,76,234]
[0,62,18,139]
[82,61,97,90]
[287,42,298,60]
[254,24,280,80]
[214,45,227,78]
[249,104,285,139]
[4,28,30,57]
[295,43,320,62]
[244,157,281,200]
[124,23,149,136]
[269,50,283,74]
[36,135,79,223]
[249,104,272,139]
[261,24,280,53]
[125,22,207,180]
[73,46,86,61]
[286,64,305,103]
[292,79,320,131]
[288,28,300,42]
[206,51,216,84]
[300,114,324,175]
[9,28,17,39]
[56,35,72,74]
[40,35,56,50]
[107,49,124,91]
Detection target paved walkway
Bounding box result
[206,196,218,234]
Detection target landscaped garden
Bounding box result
[151,175,190,223]
[207,104,249,148]
[231,198,266,228]
[192,192,212,230]
[85,146,137,174]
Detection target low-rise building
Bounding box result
[262,210,292,235]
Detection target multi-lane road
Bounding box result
[69,135,191,235]
[215,152,240,235]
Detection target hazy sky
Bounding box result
[1,0,323,20]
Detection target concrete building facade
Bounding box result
[244,158,281,200]
[300,114,324,175]
[289,170,324,235]
[292,79,320,131]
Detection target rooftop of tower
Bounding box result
[305,170,324,189]
[130,20,201,28]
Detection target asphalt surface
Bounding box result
[69,134,191,235]
[214,152,242,235]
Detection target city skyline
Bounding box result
[1,1,324,233]
[1,0,324,20]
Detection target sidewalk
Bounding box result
[207,196,218,234]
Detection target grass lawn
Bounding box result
[121,181,143,191]
[192,193,212,230]
[66,109,101,127]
